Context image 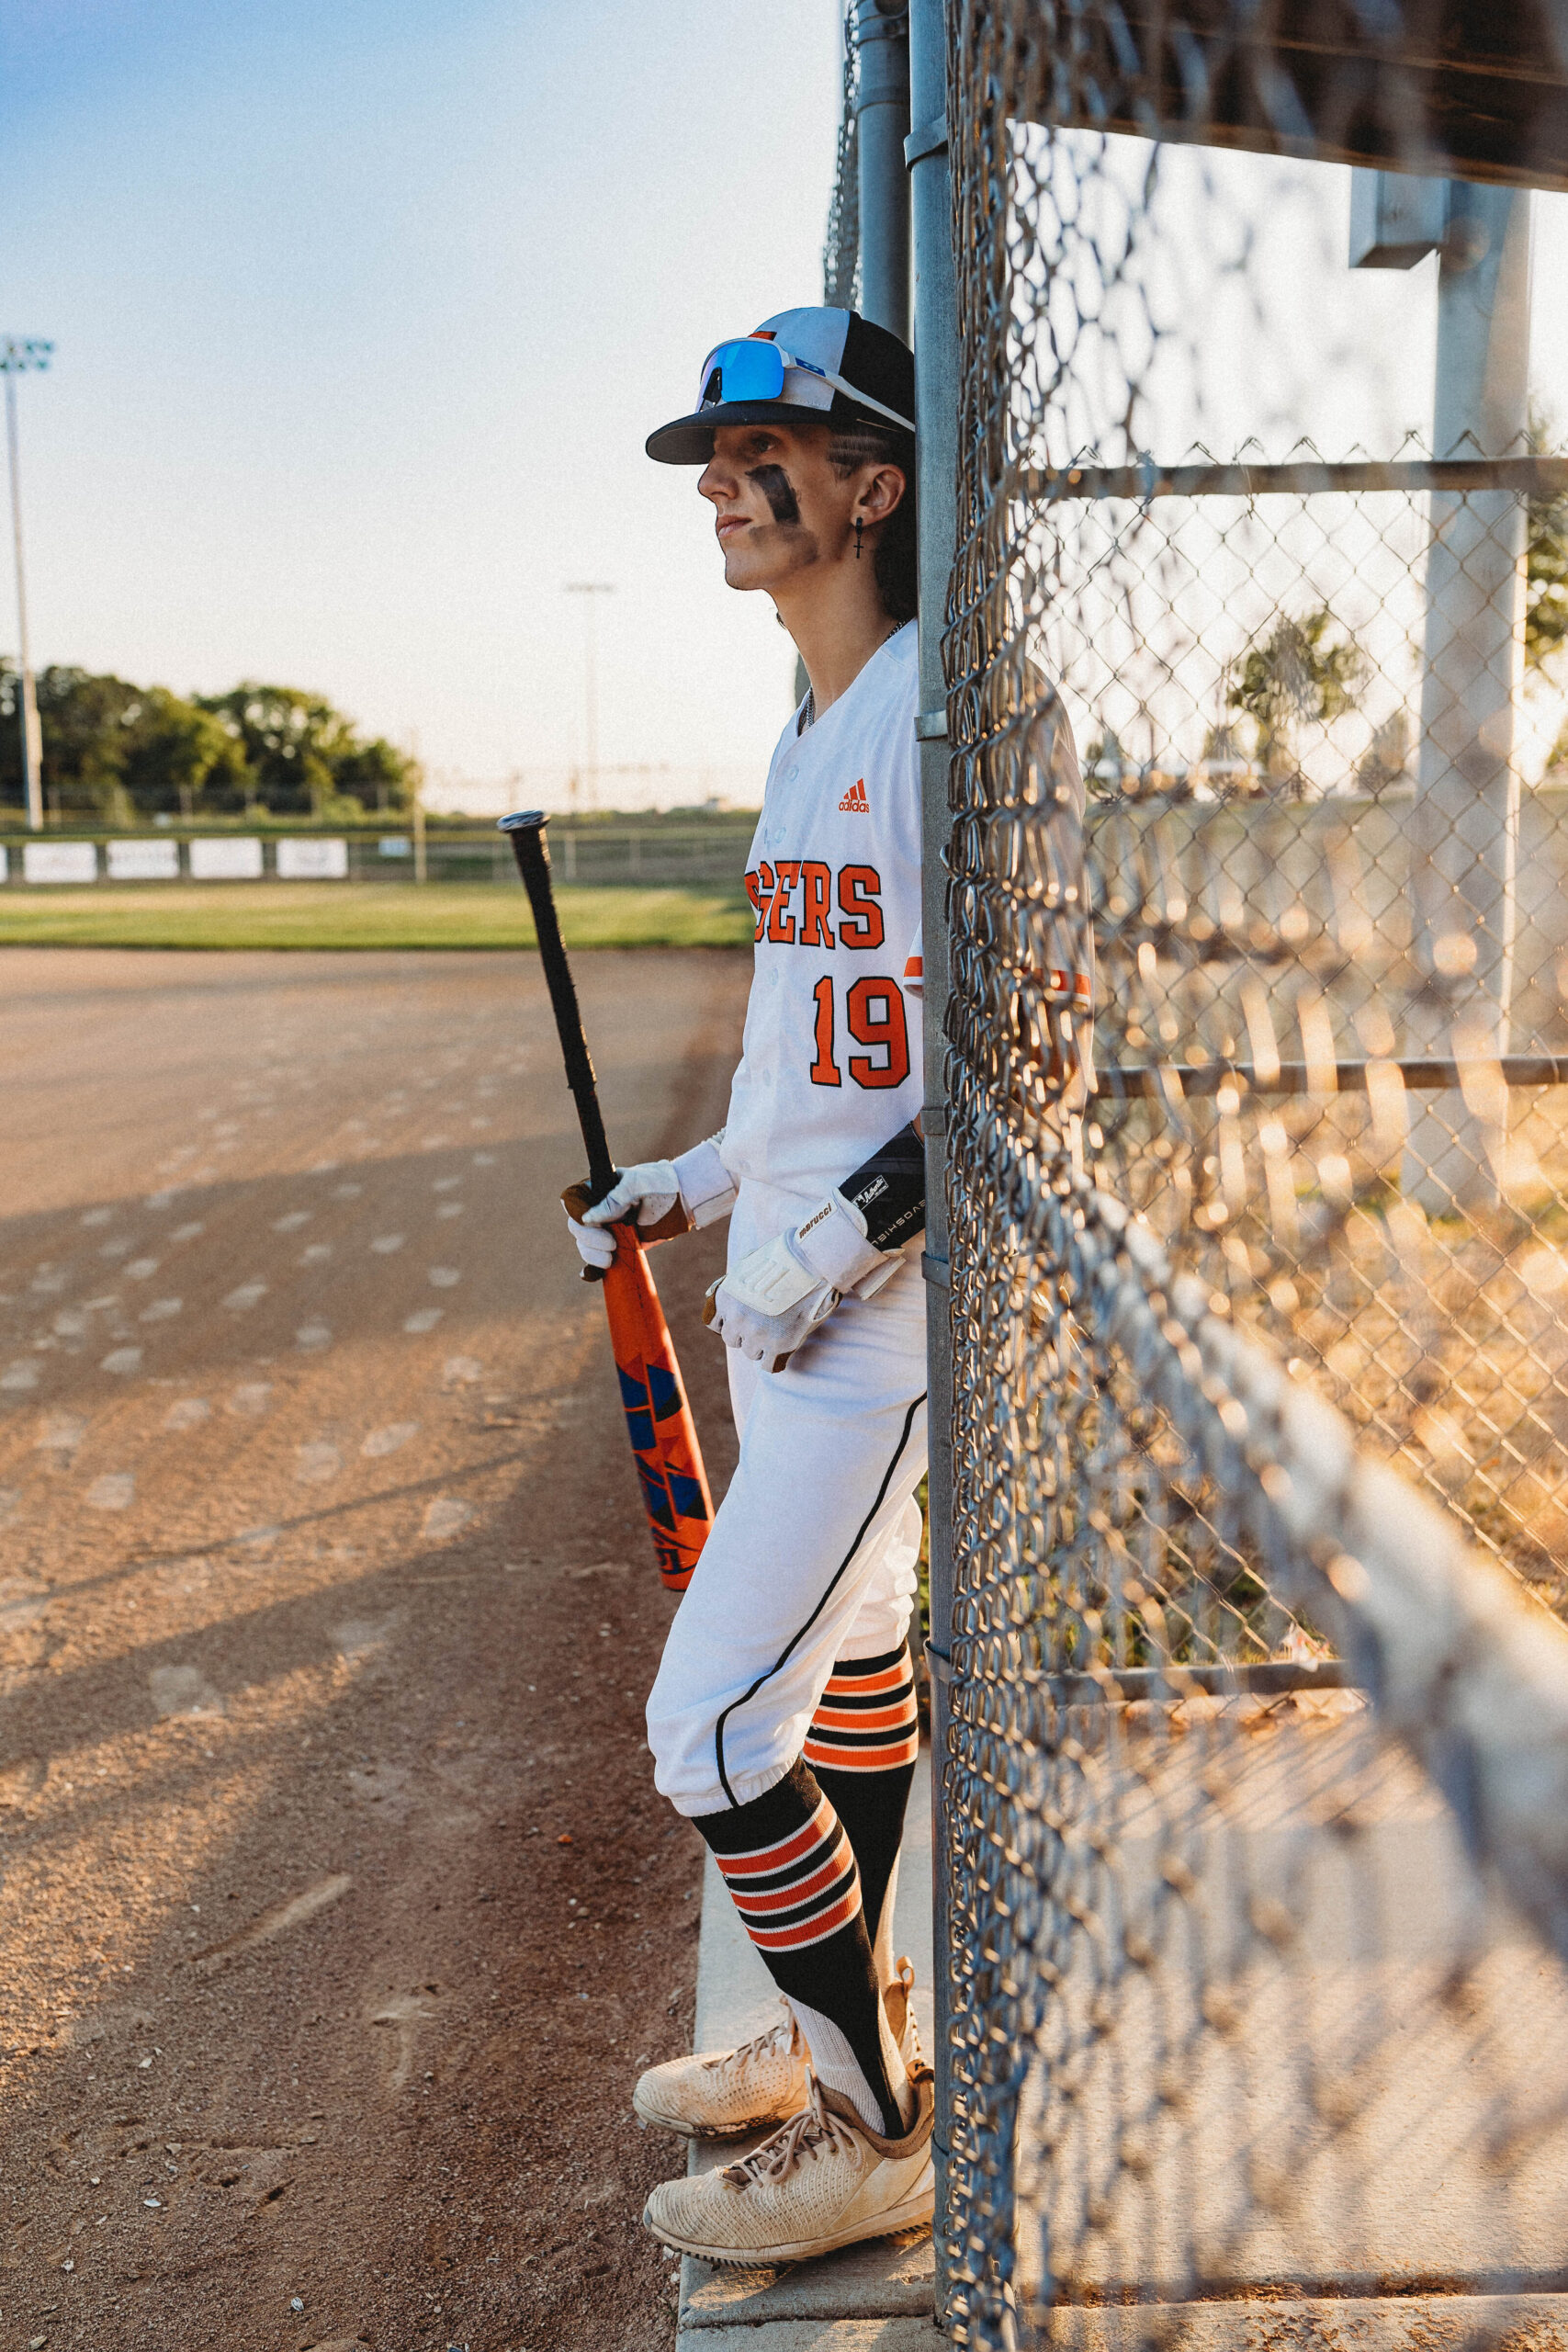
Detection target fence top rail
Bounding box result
[1100,1056,1568,1100]
[1030,455,1568,503]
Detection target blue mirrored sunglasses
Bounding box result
[696,338,913,435]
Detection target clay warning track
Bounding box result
[0,944,750,2352]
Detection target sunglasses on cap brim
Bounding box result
[696,339,913,435]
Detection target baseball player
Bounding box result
[560,307,1091,2265]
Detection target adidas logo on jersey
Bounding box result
[838,778,870,813]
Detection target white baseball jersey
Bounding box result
[647,625,1093,1816]
[718,621,1093,1229]
[722,620,925,1216]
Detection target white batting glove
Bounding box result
[703,1194,894,1370]
[562,1159,681,1271]
[561,1135,738,1272]
[581,1159,682,1232]
[562,1206,622,1272]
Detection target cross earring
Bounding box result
[853,518,863,560]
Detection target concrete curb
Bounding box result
[1043,2298,1568,2350]
[681,2326,942,2350]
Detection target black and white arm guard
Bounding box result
[705,1117,929,1363]
[837,1117,926,1253]
[786,1116,927,1306]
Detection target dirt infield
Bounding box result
[0,946,750,2352]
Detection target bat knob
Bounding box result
[498,810,548,833]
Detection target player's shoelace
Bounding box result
[720,2081,859,2188]
[702,1999,801,2082]
[889,1958,923,2068]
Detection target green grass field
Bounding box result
[0,881,753,952]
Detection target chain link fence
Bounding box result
[934,6,1568,2344]
[824,3,861,309]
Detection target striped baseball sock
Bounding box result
[694,1758,909,2137]
[804,1641,919,1979]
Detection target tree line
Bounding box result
[1087,464,1568,797]
[0,665,421,825]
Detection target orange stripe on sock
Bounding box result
[746,1884,863,1951]
[804,1730,919,1771]
[823,1662,909,1697]
[716,1796,834,1878]
[730,1847,854,1917]
[810,1701,915,1734]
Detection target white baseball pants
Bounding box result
[646,1180,928,1817]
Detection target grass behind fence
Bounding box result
[0,881,754,953]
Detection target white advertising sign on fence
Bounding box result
[24,841,98,885]
[0,847,7,882]
[276,837,348,880]
[189,837,264,880]
[107,839,180,882]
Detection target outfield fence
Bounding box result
[0,823,757,891]
[872,0,1568,2342]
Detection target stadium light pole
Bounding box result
[1,336,52,832]
[563,582,615,814]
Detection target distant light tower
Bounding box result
[563,582,615,813]
[1,336,52,831]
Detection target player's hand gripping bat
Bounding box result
[500,810,712,1591]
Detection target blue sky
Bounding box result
[4,4,1566,811]
[2,0,840,808]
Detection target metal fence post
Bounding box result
[1405,181,1533,1208]
[855,0,911,340]
[908,0,956,2324]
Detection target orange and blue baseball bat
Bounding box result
[500,810,712,1590]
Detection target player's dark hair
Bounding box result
[827,421,918,628]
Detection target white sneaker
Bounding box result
[642,2071,934,2265]
[633,2002,810,2140]
[633,1963,925,2142]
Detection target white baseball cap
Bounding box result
[647,306,915,466]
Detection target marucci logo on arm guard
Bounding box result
[838,1118,925,1252]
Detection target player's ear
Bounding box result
[857,460,908,527]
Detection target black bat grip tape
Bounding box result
[501,811,619,1281]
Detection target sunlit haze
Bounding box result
[5,3,1568,812]
[2,0,840,813]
